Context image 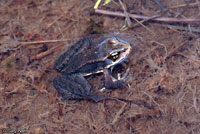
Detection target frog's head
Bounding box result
[98,36,132,68]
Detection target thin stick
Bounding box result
[164,40,188,60]
[19,38,78,45]
[175,0,193,18]
[153,0,173,17]
[118,0,156,35]
[118,0,131,27]
[169,1,200,9]
[111,103,128,125]
[166,24,200,36]
[196,0,200,13]
[130,15,156,36]
[30,44,64,61]
[95,9,200,23]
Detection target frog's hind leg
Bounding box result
[53,74,93,100]
[54,37,93,72]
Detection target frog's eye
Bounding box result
[107,51,120,62]
[108,39,118,45]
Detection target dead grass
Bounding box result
[0,0,200,134]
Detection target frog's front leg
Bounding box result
[100,68,130,91]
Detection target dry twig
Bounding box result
[118,0,131,27]
[117,0,156,35]
[111,103,128,125]
[169,1,200,9]
[164,40,188,60]
[166,25,200,35]
[196,0,200,13]
[174,0,193,18]
[30,44,64,61]
[20,39,76,45]
[95,9,200,23]
[153,0,173,17]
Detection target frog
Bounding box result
[53,36,132,102]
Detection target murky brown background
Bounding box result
[0,0,200,133]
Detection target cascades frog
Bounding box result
[53,37,131,102]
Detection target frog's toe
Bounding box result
[89,95,110,102]
[118,68,130,80]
